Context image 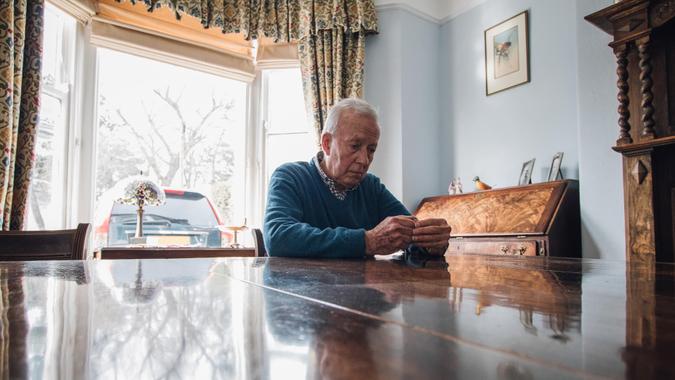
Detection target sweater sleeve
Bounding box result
[263,167,366,258]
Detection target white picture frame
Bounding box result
[547,152,564,181]
[519,158,535,186]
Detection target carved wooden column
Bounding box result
[637,36,656,139]
[586,0,675,262]
[615,45,633,145]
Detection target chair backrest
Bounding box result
[251,228,267,257]
[0,223,91,261]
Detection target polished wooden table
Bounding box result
[0,254,673,379]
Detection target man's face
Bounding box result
[322,111,380,189]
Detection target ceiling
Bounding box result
[373,0,488,23]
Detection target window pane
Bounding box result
[266,133,316,175]
[267,69,309,134]
[94,49,247,248]
[106,192,221,247]
[26,94,67,230]
[25,4,73,230]
[41,5,66,86]
[264,69,315,181]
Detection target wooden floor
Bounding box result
[0,254,672,379]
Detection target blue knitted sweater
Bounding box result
[263,160,409,258]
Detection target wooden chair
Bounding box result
[0,223,91,261]
[251,228,267,257]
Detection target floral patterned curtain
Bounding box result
[119,0,379,137]
[296,1,377,137]
[0,0,45,230]
[298,29,367,139]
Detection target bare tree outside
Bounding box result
[95,49,247,225]
[96,88,236,221]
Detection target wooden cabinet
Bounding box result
[586,0,675,263]
[414,180,581,257]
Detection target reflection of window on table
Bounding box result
[25,4,76,230]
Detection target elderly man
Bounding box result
[263,98,451,258]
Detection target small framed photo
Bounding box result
[484,10,530,95]
[519,158,535,186]
[547,152,564,181]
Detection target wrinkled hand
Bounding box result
[412,218,451,256]
[365,216,416,256]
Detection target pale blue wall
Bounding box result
[439,0,580,190]
[574,0,625,259]
[364,8,404,200]
[365,8,441,212]
[365,1,624,259]
[400,10,441,210]
[438,0,624,259]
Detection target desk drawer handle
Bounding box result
[518,246,527,255]
[500,245,509,254]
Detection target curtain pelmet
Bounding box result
[120,0,378,42]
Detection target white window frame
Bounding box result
[71,23,99,231]
[32,2,80,230]
[79,42,263,231]
[254,63,307,224]
[43,3,306,237]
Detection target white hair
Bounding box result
[322,98,379,135]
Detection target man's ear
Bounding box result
[321,132,332,156]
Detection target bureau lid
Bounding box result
[414,181,570,236]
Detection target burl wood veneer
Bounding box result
[415,180,581,257]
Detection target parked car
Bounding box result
[95,188,231,248]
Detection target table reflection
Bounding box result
[89,259,245,379]
[262,261,397,379]
[445,254,581,341]
[0,255,674,379]
[622,256,675,379]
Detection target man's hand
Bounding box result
[412,218,451,256]
[365,216,416,256]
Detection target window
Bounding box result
[25,7,313,249]
[262,68,316,182]
[93,49,248,247]
[25,3,76,230]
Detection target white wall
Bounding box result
[373,0,490,21]
[373,0,445,20]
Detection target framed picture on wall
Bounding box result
[484,10,530,95]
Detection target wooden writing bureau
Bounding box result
[415,180,581,257]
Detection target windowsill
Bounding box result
[94,246,256,259]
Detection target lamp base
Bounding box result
[129,236,148,245]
